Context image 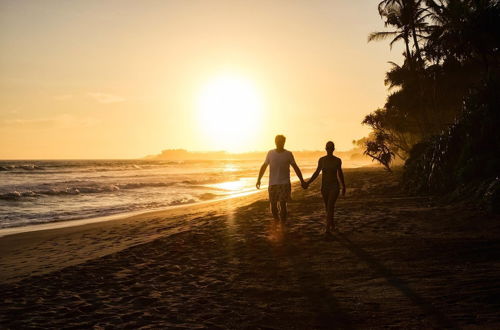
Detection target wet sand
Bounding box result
[1,168,500,328]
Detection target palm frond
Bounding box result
[389,34,405,49]
[368,31,398,42]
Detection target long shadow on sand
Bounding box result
[230,205,354,329]
[335,232,457,329]
[275,230,354,329]
[287,250,353,328]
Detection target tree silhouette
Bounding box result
[362,0,500,172]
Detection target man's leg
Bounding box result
[279,201,287,223]
[269,185,279,222]
[279,183,291,223]
[270,201,280,221]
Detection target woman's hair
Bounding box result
[325,141,335,151]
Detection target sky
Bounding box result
[0,0,403,159]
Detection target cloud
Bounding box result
[1,114,100,128]
[2,117,63,126]
[54,94,73,101]
[88,92,125,104]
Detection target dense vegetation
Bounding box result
[363,0,499,210]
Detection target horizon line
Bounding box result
[0,147,361,161]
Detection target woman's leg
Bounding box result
[321,188,330,233]
[326,188,340,231]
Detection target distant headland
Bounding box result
[144,148,369,161]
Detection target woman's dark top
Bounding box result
[319,155,341,190]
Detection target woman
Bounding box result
[306,141,346,234]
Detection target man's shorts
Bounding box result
[268,183,292,203]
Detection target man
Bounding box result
[256,135,306,223]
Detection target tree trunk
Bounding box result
[411,25,423,65]
[404,34,413,70]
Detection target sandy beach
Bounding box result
[1,168,500,328]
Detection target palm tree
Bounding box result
[405,0,429,65]
[425,0,500,70]
[368,4,414,67]
[369,0,429,66]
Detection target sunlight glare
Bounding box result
[211,180,247,191]
[197,74,263,151]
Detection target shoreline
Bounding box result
[0,171,316,238]
[0,168,374,283]
[0,184,270,283]
[0,187,264,238]
[0,164,376,237]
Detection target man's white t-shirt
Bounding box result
[264,149,296,186]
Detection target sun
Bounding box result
[197,74,263,152]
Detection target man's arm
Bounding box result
[289,152,305,188]
[306,158,322,187]
[256,163,268,189]
[338,160,346,196]
[291,163,305,186]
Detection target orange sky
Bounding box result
[0,0,403,159]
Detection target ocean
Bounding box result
[0,159,321,228]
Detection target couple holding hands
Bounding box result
[256,135,346,235]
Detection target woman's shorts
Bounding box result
[268,183,292,203]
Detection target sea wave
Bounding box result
[0,161,179,174]
[0,182,180,200]
[0,192,218,228]
[0,159,262,228]
[0,164,45,171]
